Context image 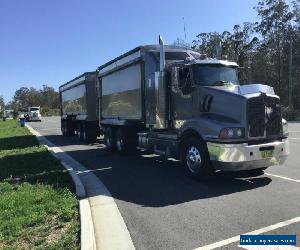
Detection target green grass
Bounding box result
[0,120,79,250]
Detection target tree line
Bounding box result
[4,85,60,117]
[2,0,300,119]
[176,0,300,115]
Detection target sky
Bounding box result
[0,0,259,103]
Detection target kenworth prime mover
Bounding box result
[59,39,289,178]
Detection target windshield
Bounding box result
[30,108,39,111]
[192,64,239,86]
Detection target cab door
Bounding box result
[171,67,197,124]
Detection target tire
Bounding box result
[81,124,87,142]
[104,127,116,151]
[116,127,137,154]
[83,124,97,143]
[67,120,75,136]
[77,124,83,141]
[116,128,127,154]
[62,120,67,136]
[180,137,213,179]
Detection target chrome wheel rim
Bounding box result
[186,146,202,173]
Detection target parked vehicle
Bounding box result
[26,107,42,122]
[60,38,289,179]
[3,110,13,119]
[59,72,100,143]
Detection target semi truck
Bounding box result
[59,72,99,143]
[26,106,42,122]
[60,38,289,178]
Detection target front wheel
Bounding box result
[180,137,213,179]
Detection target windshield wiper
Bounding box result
[211,80,233,86]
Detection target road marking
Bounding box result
[194,217,300,250]
[289,138,300,140]
[78,167,113,174]
[265,173,300,183]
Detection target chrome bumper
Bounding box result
[207,139,289,171]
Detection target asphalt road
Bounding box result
[29,117,300,250]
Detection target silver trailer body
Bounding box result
[59,72,99,142]
[101,63,142,120]
[61,84,87,116]
[60,72,98,121]
[98,45,200,127]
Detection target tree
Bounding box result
[190,0,300,109]
[191,23,259,83]
[0,96,4,117]
[254,0,294,102]
[173,37,190,48]
[11,85,60,112]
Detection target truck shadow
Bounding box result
[43,135,272,207]
[0,135,38,150]
[0,150,76,193]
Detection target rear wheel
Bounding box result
[82,125,87,142]
[83,124,97,143]
[62,120,67,136]
[104,127,116,151]
[180,137,213,179]
[63,119,75,136]
[67,120,75,136]
[116,127,137,154]
[77,124,83,141]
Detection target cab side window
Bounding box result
[179,67,192,94]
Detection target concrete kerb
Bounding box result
[26,124,96,250]
[26,124,135,250]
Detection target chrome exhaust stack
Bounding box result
[159,35,165,71]
[155,35,167,129]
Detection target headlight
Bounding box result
[282,119,288,136]
[219,128,245,139]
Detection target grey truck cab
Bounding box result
[169,58,289,174]
[94,38,289,179]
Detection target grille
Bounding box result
[247,94,282,138]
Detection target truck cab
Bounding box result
[164,59,289,176]
[27,106,42,122]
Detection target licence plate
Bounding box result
[261,150,273,158]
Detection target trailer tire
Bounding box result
[180,137,213,179]
[84,124,97,143]
[82,124,87,142]
[116,127,138,154]
[62,120,67,136]
[67,120,75,136]
[104,127,116,151]
[77,124,83,141]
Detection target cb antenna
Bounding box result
[183,17,187,47]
